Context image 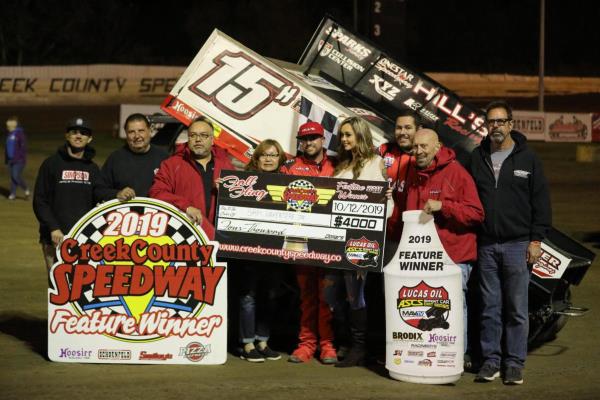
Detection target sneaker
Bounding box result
[24,189,30,199]
[257,346,281,361]
[503,366,524,385]
[240,348,265,363]
[320,347,338,365]
[475,363,500,382]
[8,194,16,200]
[288,346,313,363]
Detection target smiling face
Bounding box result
[187,120,214,160]
[413,129,441,169]
[394,115,418,152]
[339,123,358,152]
[299,135,324,160]
[256,145,280,172]
[65,129,92,150]
[125,119,152,153]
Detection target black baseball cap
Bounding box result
[66,117,92,134]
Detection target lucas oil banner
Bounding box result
[215,171,388,272]
[48,198,227,364]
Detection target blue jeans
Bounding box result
[478,241,530,369]
[323,270,367,311]
[457,263,473,354]
[9,162,28,195]
[238,264,282,344]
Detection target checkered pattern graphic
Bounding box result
[69,203,205,340]
[298,96,342,155]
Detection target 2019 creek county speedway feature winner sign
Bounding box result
[215,171,388,272]
[48,198,227,364]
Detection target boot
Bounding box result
[335,308,367,368]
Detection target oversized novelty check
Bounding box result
[215,170,388,272]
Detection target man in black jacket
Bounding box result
[33,117,100,271]
[95,113,168,202]
[470,101,551,385]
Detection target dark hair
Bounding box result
[124,113,150,130]
[190,116,215,132]
[245,139,287,172]
[334,117,376,179]
[485,100,513,120]
[396,109,422,128]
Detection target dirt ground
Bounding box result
[1,111,599,400]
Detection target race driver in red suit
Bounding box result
[280,121,337,364]
[149,116,234,239]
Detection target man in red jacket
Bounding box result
[405,128,484,361]
[378,109,421,245]
[280,121,337,364]
[149,116,234,239]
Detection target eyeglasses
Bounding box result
[259,153,279,159]
[188,132,213,141]
[486,118,512,126]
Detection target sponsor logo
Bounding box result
[440,351,456,359]
[345,237,380,268]
[97,349,132,361]
[418,359,433,367]
[436,359,455,365]
[267,179,335,212]
[317,40,366,73]
[397,281,451,331]
[428,333,457,345]
[375,58,415,87]
[324,26,372,60]
[59,347,92,360]
[403,359,415,364]
[427,351,436,358]
[179,342,212,362]
[407,350,423,357]
[393,349,403,356]
[139,351,173,361]
[368,75,401,101]
[393,358,402,365]
[513,169,531,179]
[61,170,90,182]
[392,331,423,341]
[533,245,571,280]
[48,199,226,342]
[410,343,436,349]
[384,155,395,168]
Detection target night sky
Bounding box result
[0,0,598,76]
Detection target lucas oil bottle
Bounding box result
[383,210,463,384]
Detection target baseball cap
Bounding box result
[66,117,92,134]
[297,121,324,139]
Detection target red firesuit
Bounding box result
[280,153,336,360]
[149,144,234,239]
[379,143,416,243]
[405,146,484,263]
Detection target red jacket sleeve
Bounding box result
[439,165,485,228]
[149,159,193,212]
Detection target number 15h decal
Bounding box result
[188,50,300,120]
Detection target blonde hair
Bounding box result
[245,139,287,172]
[334,117,376,179]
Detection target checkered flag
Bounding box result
[297,96,342,155]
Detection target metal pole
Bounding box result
[538,0,545,111]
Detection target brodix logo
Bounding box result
[48,199,226,342]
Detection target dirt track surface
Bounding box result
[1,121,599,399]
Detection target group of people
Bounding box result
[30,100,551,385]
